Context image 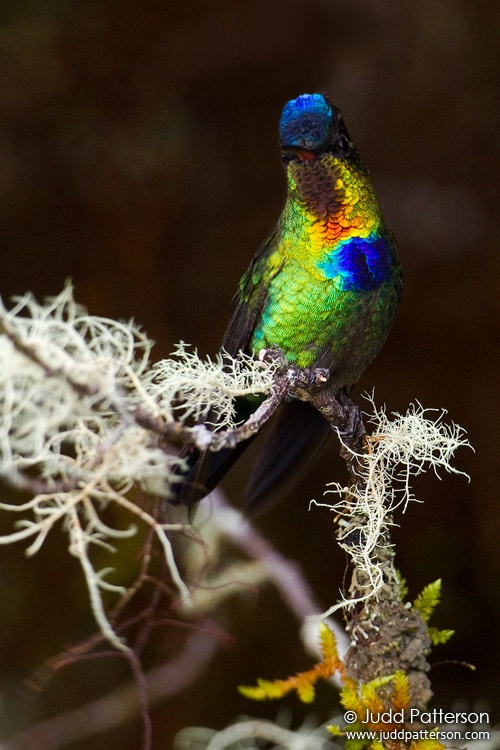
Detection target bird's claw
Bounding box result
[336,397,366,443]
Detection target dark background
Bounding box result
[1,1,499,748]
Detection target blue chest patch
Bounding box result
[318,234,393,291]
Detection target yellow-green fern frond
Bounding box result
[413,579,442,623]
[239,622,344,704]
[391,670,410,712]
[427,626,454,645]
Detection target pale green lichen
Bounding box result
[0,285,276,648]
[314,396,471,614]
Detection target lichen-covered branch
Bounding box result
[0,286,472,750]
[0,286,281,651]
[303,389,470,711]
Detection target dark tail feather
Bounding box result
[244,400,332,516]
[171,400,332,514]
[170,395,259,507]
[170,437,255,506]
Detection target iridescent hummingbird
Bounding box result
[173,93,402,514]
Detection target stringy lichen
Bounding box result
[314,396,471,614]
[0,286,475,750]
[0,285,277,649]
[0,285,470,651]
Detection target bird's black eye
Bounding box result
[335,135,351,157]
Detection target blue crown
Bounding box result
[279,94,332,151]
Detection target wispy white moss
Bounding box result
[0,285,276,648]
[145,342,277,428]
[314,395,471,614]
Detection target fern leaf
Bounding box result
[413,579,442,623]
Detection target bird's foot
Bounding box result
[257,345,288,372]
[336,391,366,445]
[289,365,330,392]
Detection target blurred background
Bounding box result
[1,0,499,748]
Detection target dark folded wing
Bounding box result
[171,230,283,506]
[244,399,332,515]
[222,229,281,356]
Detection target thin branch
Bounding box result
[208,490,349,672]
[1,630,218,750]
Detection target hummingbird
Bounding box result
[173,93,402,514]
